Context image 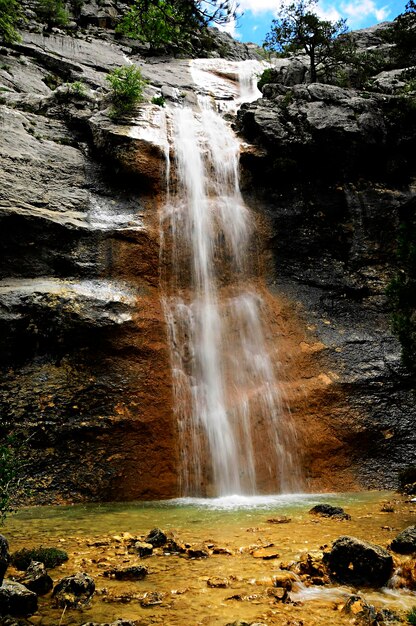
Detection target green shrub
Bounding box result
[115,0,200,50]
[106,65,147,116]
[408,606,416,625]
[0,0,23,43]
[11,546,69,570]
[257,67,276,91]
[35,0,69,28]
[151,94,165,107]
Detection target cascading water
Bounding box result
[161,60,302,497]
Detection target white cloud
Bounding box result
[217,17,242,38]
[238,0,280,13]
[340,0,390,23]
[315,4,342,20]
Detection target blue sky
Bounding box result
[221,0,408,44]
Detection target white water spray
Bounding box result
[161,60,301,496]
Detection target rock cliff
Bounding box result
[1,3,415,501]
[236,24,416,488]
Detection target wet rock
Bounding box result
[273,571,298,591]
[251,547,280,560]
[342,595,400,624]
[226,622,267,626]
[207,577,229,588]
[0,536,10,586]
[81,621,138,626]
[52,572,95,608]
[0,581,37,617]
[309,504,351,520]
[390,525,416,554]
[139,591,164,607]
[212,546,233,555]
[89,107,168,186]
[187,546,210,559]
[145,528,167,548]
[103,566,148,581]
[342,595,377,621]
[325,536,393,587]
[130,542,153,558]
[20,561,53,595]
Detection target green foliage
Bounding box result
[151,94,166,106]
[0,435,24,524]
[11,546,69,570]
[116,0,238,50]
[0,0,23,43]
[330,40,386,89]
[408,606,416,625]
[35,0,69,28]
[257,67,276,91]
[106,65,147,116]
[264,0,348,83]
[386,0,416,67]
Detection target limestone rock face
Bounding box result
[0,22,177,504]
[236,22,416,490]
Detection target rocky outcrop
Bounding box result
[390,526,416,554]
[0,582,37,617]
[325,536,393,586]
[236,23,416,489]
[0,23,177,503]
[52,572,95,608]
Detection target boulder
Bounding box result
[325,536,393,587]
[0,536,9,586]
[20,561,53,595]
[145,528,167,548]
[52,572,95,608]
[0,581,37,617]
[309,504,351,520]
[390,526,416,554]
[103,566,147,581]
[130,541,153,557]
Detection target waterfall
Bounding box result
[161,60,302,497]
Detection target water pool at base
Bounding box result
[3,491,416,625]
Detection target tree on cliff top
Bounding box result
[116,0,239,50]
[264,0,348,83]
[388,0,416,65]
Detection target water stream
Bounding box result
[160,61,301,497]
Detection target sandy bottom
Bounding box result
[4,491,416,625]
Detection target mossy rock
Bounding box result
[11,547,68,571]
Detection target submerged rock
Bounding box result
[52,572,95,608]
[325,536,393,586]
[0,581,37,617]
[103,566,148,581]
[309,504,351,520]
[20,561,53,595]
[81,622,138,626]
[0,536,10,586]
[390,525,416,554]
[11,547,68,570]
